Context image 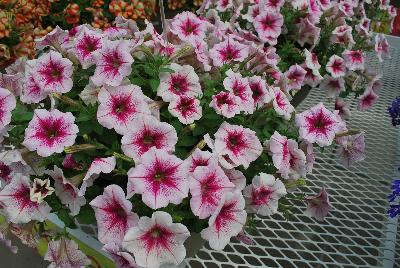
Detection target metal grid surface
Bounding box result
[185,45,400,267]
[71,39,400,267]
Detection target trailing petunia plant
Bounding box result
[0,1,391,267]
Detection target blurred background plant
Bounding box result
[0,0,156,69]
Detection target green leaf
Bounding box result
[192,124,207,136]
[149,79,160,91]
[57,209,77,229]
[76,205,96,225]
[159,67,175,73]
[178,135,198,147]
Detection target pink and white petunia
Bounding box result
[121,116,178,162]
[0,73,23,96]
[102,243,140,268]
[335,132,365,167]
[243,4,260,22]
[342,50,365,71]
[319,76,345,98]
[20,72,47,104]
[296,18,321,47]
[97,84,151,135]
[209,91,241,118]
[254,11,284,44]
[45,166,85,216]
[44,238,91,268]
[0,161,13,187]
[158,63,202,102]
[92,40,134,87]
[248,75,272,109]
[271,87,295,120]
[317,0,332,10]
[34,51,74,94]
[122,211,190,268]
[62,154,79,169]
[375,34,390,62]
[79,79,101,105]
[303,65,323,87]
[29,178,54,204]
[243,173,286,216]
[200,191,247,250]
[0,174,51,223]
[0,150,30,176]
[209,36,249,67]
[189,164,234,219]
[90,185,139,244]
[304,48,321,70]
[22,109,78,157]
[0,87,16,131]
[216,0,233,11]
[326,55,346,78]
[262,0,285,11]
[127,148,189,209]
[35,26,68,50]
[184,148,218,174]
[335,98,351,120]
[79,156,116,196]
[265,131,307,179]
[171,11,207,41]
[295,103,343,147]
[168,96,202,124]
[223,168,246,191]
[358,89,378,111]
[285,64,307,91]
[223,69,254,114]
[330,24,355,47]
[72,26,104,69]
[214,122,262,169]
[304,187,332,221]
[299,141,315,173]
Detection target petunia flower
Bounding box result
[168,95,202,124]
[248,75,272,109]
[358,89,378,111]
[187,36,212,71]
[223,168,246,190]
[209,36,249,67]
[262,0,285,11]
[122,211,190,268]
[342,50,364,71]
[62,154,79,169]
[184,148,218,174]
[45,166,85,216]
[44,238,91,268]
[90,185,139,244]
[243,4,260,22]
[35,26,68,50]
[0,73,23,96]
[216,0,233,11]
[22,109,79,157]
[29,178,54,204]
[285,64,307,91]
[335,97,351,120]
[79,156,116,196]
[121,116,178,162]
[0,161,13,187]
[158,63,202,102]
[92,40,134,87]
[171,11,207,41]
[335,132,365,167]
[265,131,307,179]
[0,174,51,223]
[295,103,343,147]
[303,65,323,87]
[304,48,321,70]
[72,26,104,69]
[127,148,189,209]
[299,141,315,173]
[304,187,332,221]
[243,173,286,216]
[102,243,140,268]
[79,79,101,105]
[326,55,346,78]
[189,164,234,219]
[320,76,345,98]
[201,191,247,250]
[97,84,151,135]
[34,51,74,94]
[254,11,284,44]
[223,69,254,114]
[375,34,390,62]
[209,91,241,118]
[0,150,30,176]
[330,24,355,47]
[271,87,294,120]
[317,0,332,10]
[214,122,262,169]
[20,72,47,104]
[296,18,321,47]
[0,87,16,131]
